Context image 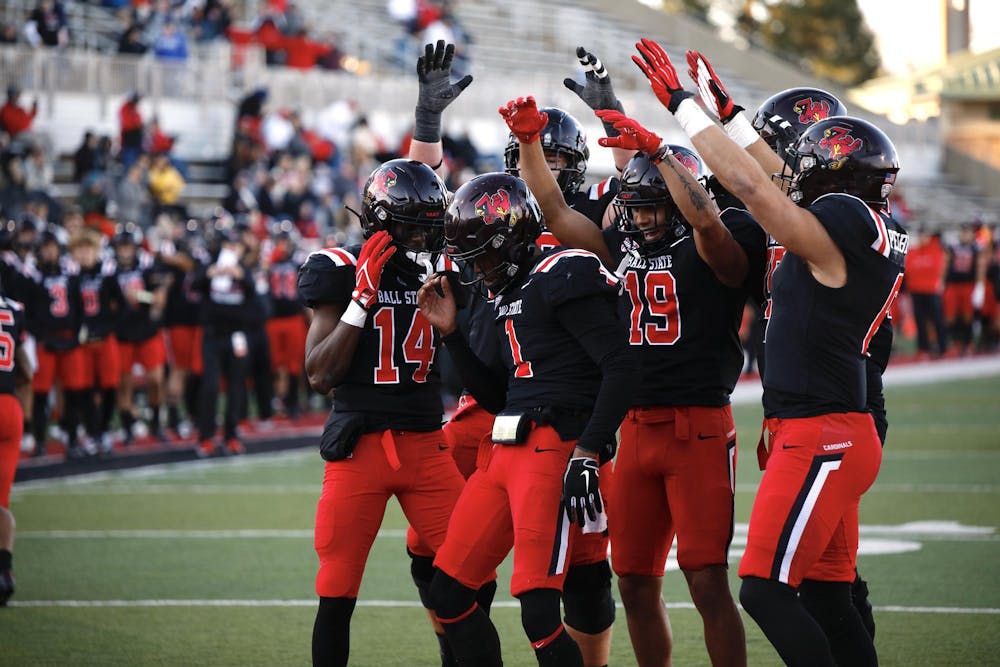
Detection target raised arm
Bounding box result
[597,109,750,287]
[632,38,845,287]
[407,40,474,168]
[563,46,634,172]
[498,96,612,266]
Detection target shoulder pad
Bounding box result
[588,176,618,201]
[531,249,620,307]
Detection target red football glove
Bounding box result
[595,109,664,156]
[352,230,396,310]
[632,38,694,113]
[498,96,549,143]
[686,50,743,124]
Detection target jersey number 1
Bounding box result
[373,307,435,384]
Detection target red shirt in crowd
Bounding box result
[905,236,946,295]
[0,100,38,137]
[282,34,331,69]
[119,100,144,147]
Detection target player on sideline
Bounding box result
[503,95,763,666]
[631,39,905,666]
[298,159,466,667]
[420,172,637,667]
[0,278,32,605]
[684,52,881,635]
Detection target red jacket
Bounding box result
[905,238,946,295]
[0,101,37,137]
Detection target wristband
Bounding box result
[341,300,369,328]
[724,111,760,149]
[674,98,716,138]
[649,143,672,165]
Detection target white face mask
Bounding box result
[406,250,435,281]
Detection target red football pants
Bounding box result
[0,394,23,508]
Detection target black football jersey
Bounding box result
[946,242,979,283]
[603,209,766,407]
[79,259,123,340]
[763,194,907,418]
[0,294,26,395]
[30,264,83,350]
[269,256,305,318]
[490,248,624,413]
[568,176,618,228]
[115,251,164,343]
[297,246,458,431]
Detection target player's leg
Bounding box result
[140,334,167,440]
[506,427,585,666]
[563,555,615,667]
[738,414,881,666]
[312,432,394,667]
[117,341,137,445]
[58,347,89,455]
[608,411,675,667]
[0,394,23,605]
[672,407,745,666]
[31,345,56,456]
[196,332,223,452]
[431,455,514,667]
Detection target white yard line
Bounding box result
[8,599,999,614]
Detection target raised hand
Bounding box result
[498,96,549,144]
[595,109,664,157]
[686,50,743,123]
[632,38,693,113]
[563,46,622,112]
[352,231,396,310]
[416,40,474,114]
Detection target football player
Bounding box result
[943,223,985,356]
[503,95,764,666]
[685,52,887,636]
[71,230,124,454]
[112,228,169,444]
[0,276,32,605]
[419,172,637,667]
[298,159,467,667]
[265,226,308,419]
[638,38,904,666]
[29,231,88,458]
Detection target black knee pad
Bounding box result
[739,575,795,618]
[563,560,615,634]
[518,588,564,643]
[428,570,478,621]
[408,549,436,609]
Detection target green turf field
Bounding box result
[5,375,1000,666]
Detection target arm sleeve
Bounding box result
[554,293,637,454]
[441,329,508,415]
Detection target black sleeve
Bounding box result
[441,329,508,415]
[555,293,637,454]
[721,208,767,291]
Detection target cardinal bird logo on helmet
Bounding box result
[368,168,398,197]
[793,97,832,125]
[818,125,863,168]
[474,189,512,225]
[673,153,701,178]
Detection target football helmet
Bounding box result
[360,159,449,254]
[752,87,847,162]
[444,172,543,296]
[613,147,702,256]
[781,116,899,207]
[504,107,589,197]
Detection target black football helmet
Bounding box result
[444,172,543,296]
[752,87,847,162]
[613,147,703,256]
[781,116,899,207]
[504,107,589,197]
[360,159,448,253]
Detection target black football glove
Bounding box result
[563,46,625,137]
[414,40,473,143]
[562,457,603,527]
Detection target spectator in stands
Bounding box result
[22,145,52,196]
[905,228,948,358]
[147,153,185,219]
[152,20,188,62]
[191,0,232,42]
[0,88,38,140]
[73,131,98,183]
[118,92,144,168]
[94,135,114,174]
[282,28,332,70]
[118,24,148,55]
[315,33,344,71]
[0,22,18,45]
[24,0,69,49]
[115,159,151,228]
[148,116,175,157]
